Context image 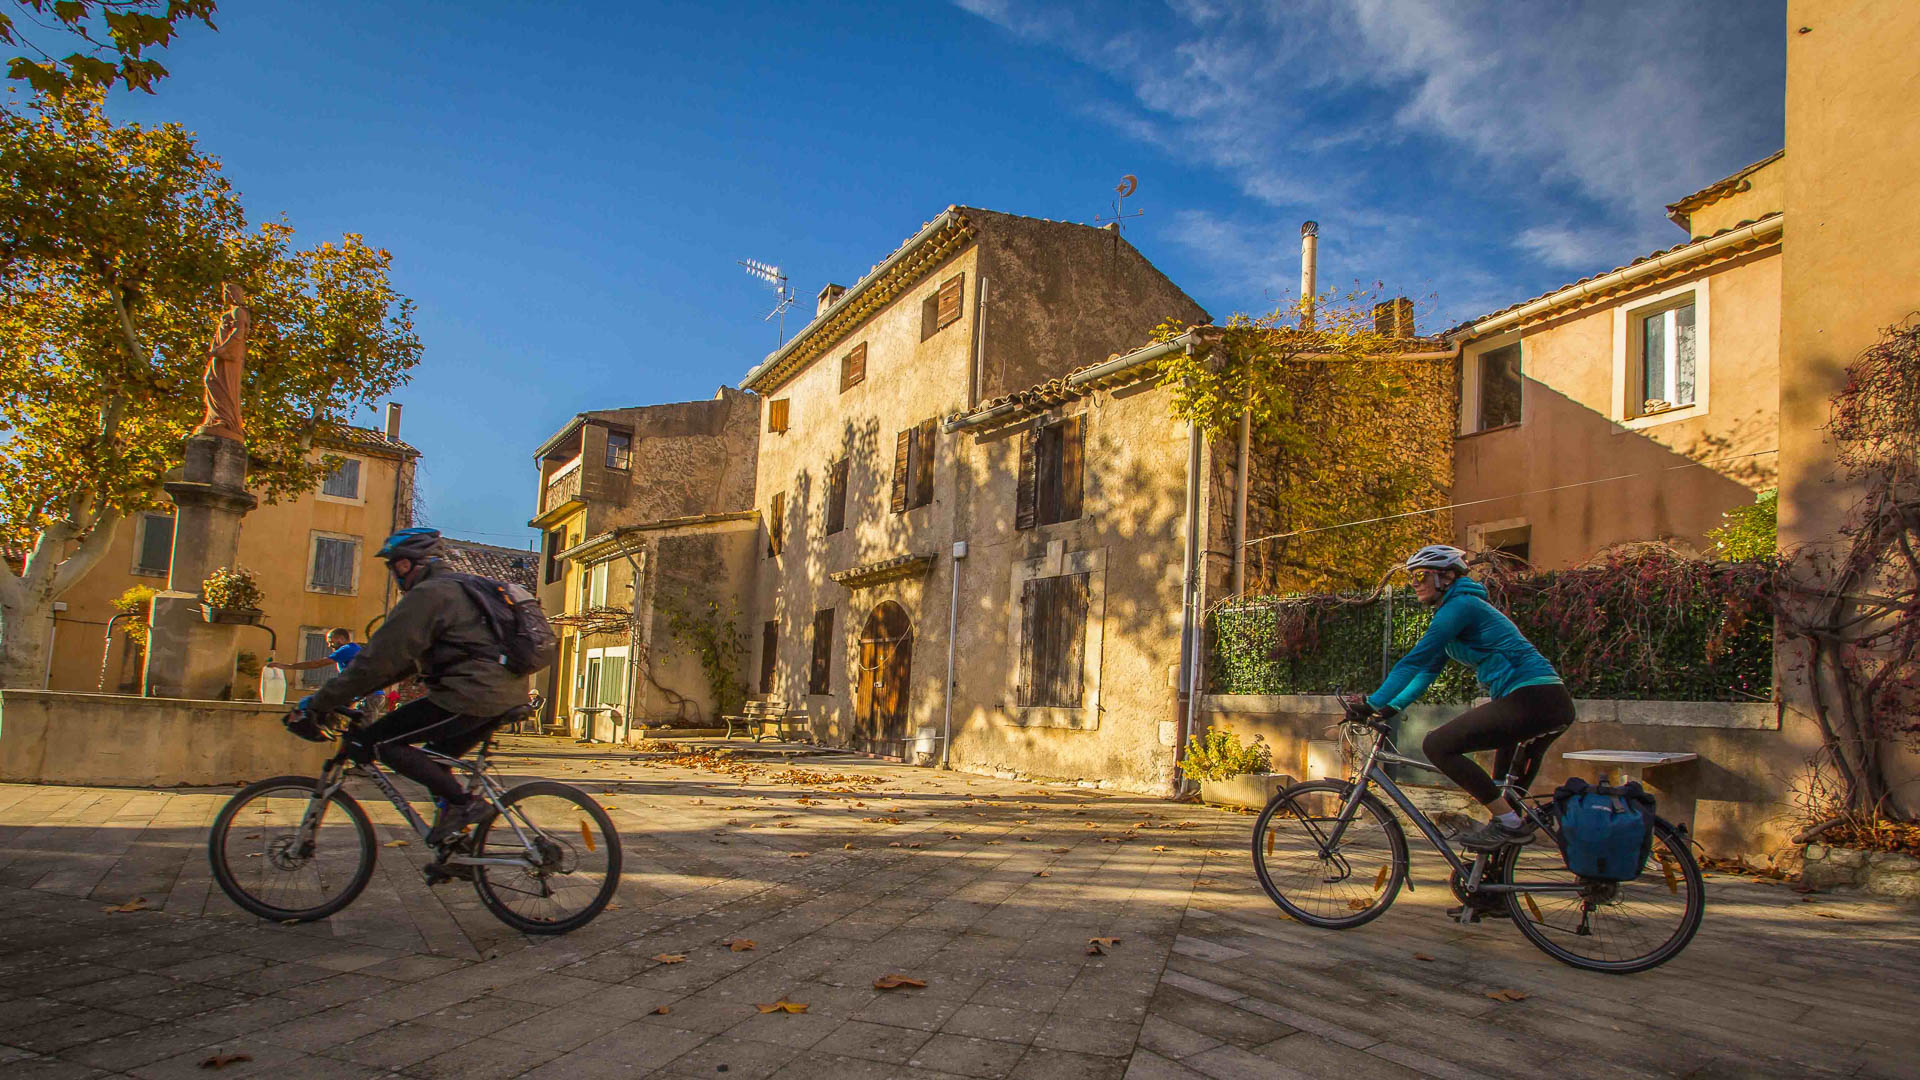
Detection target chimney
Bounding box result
[1372,297,1416,338]
[816,283,846,317]
[384,402,403,440]
[1298,221,1319,329]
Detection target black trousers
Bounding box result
[354,698,502,804]
[1421,683,1578,805]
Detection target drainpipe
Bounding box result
[1231,409,1249,596]
[619,543,644,745]
[1174,343,1208,797]
[941,541,966,768]
[1299,221,1319,329]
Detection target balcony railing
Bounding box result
[543,458,582,513]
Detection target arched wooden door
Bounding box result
[854,601,913,758]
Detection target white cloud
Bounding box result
[1514,224,1633,271]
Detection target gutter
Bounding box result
[1455,215,1783,342]
[742,208,961,391]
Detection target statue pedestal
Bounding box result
[142,435,258,700]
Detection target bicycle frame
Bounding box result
[1319,721,1587,898]
[294,740,547,872]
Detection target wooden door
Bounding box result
[855,602,913,757]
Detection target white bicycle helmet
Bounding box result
[1404,544,1470,574]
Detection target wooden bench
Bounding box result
[719,698,812,742]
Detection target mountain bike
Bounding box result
[1250,706,1703,973]
[208,709,621,934]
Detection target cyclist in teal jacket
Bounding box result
[1344,545,1576,850]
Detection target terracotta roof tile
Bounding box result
[322,425,420,459]
[441,537,538,590]
[1665,149,1783,226]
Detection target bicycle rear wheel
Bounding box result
[469,781,621,934]
[1252,780,1408,928]
[1498,816,1704,973]
[208,776,375,922]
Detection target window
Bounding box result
[1633,300,1697,416]
[578,562,608,610]
[605,431,632,469]
[824,458,850,535]
[808,608,835,695]
[1476,342,1522,430]
[889,419,936,514]
[1018,573,1090,708]
[308,533,359,595]
[759,620,778,694]
[1487,524,1532,565]
[544,528,566,585]
[767,491,786,557]
[840,343,867,392]
[133,513,173,577]
[320,457,361,500]
[1016,415,1084,529]
[297,628,333,689]
[768,398,791,434]
[920,273,964,341]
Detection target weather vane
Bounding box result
[1095,174,1143,237]
[738,258,796,345]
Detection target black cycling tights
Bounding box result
[1420,683,1578,805]
[354,698,501,805]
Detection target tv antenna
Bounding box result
[1095,174,1143,236]
[737,258,796,345]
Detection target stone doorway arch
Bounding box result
[854,601,913,758]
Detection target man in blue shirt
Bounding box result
[1344,545,1577,850]
[268,628,375,713]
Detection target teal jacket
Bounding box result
[1366,577,1561,712]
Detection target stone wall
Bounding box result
[1801,843,1920,901]
[0,690,332,787]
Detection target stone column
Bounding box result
[142,435,258,699]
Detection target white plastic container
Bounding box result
[259,665,288,706]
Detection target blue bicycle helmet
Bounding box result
[376,527,443,562]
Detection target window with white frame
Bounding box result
[319,456,363,501]
[1613,280,1710,426]
[132,513,173,577]
[1476,343,1523,431]
[308,533,360,595]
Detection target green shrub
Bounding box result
[1181,726,1272,782]
[113,585,158,646]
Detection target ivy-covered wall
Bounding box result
[1211,551,1774,703]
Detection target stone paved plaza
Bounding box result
[0,737,1915,1080]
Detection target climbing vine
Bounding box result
[658,588,747,720]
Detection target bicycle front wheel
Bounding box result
[208,775,376,922]
[1252,780,1408,928]
[1498,816,1704,973]
[469,781,621,934]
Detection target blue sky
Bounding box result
[106,1,1785,546]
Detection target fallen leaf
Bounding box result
[1049,847,1070,854]
[986,840,1002,845]
[1486,989,1528,1002]
[1020,836,1034,842]
[843,843,855,850]
[888,842,902,848]
[756,1000,808,1014]
[382,839,409,848]
[1195,878,1214,885]
[787,852,810,859]
[908,842,923,849]
[200,1052,253,1069]
[1151,846,1169,853]
[1034,870,1052,878]
[1086,936,1120,955]
[725,939,756,951]
[103,897,149,913]
[1413,953,1435,962]
[651,1006,670,1015]
[652,954,687,964]
[873,974,927,990]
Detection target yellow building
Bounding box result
[47,407,418,699]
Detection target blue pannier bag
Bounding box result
[1552,777,1656,881]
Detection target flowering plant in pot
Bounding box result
[1184,726,1283,808]
[200,566,264,623]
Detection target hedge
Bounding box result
[1210,549,1774,704]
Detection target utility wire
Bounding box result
[1240,448,1779,549]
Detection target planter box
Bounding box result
[1199,773,1294,809]
[200,604,263,626]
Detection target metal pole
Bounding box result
[941,542,965,769]
[1381,585,1394,679]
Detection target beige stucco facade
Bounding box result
[743,207,1206,779]
[43,428,416,699]
[1451,164,1784,569]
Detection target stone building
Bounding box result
[528,389,759,735]
[1448,153,1783,567]
[42,406,418,698]
[741,206,1206,763]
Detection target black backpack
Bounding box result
[444,571,559,677]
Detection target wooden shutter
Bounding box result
[912,419,936,509]
[1017,579,1037,705]
[768,491,785,557]
[1058,415,1084,522]
[825,458,849,535]
[759,620,778,694]
[1015,429,1038,530]
[1055,574,1090,707]
[768,398,790,434]
[840,343,866,392]
[1023,574,1090,708]
[936,274,964,330]
[890,429,911,513]
[809,608,835,695]
[1035,423,1061,526]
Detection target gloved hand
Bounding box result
[1339,695,1375,722]
[283,708,329,743]
[1373,705,1400,722]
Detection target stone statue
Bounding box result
[193,282,252,443]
